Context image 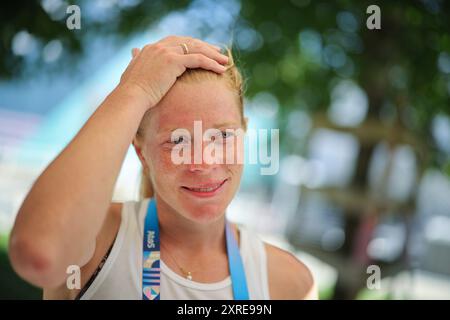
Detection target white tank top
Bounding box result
[80,198,271,300]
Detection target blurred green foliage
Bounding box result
[2,1,449,169]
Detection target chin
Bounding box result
[182,201,229,224]
[175,179,236,224]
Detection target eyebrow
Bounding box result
[212,121,241,128]
[158,122,241,135]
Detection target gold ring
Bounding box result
[181,43,189,55]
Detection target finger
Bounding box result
[174,43,228,65]
[160,36,222,53]
[180,54,227,74]
[163,45,227,65]
[187,38,223,54]
[131,48,140,58]
[211,44,222,52]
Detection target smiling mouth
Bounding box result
[181,179,228,196]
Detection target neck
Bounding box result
[154,194,227,255]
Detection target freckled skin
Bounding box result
[137,79,245,225]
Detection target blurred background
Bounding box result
[1,0,450,299]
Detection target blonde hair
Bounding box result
[136,48,246,199]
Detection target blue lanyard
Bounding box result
[142,198,249,300]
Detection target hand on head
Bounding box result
[120,35,229,110]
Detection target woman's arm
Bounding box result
[8,36,229,289]
[266,243,318,299]
[9,86,149,288]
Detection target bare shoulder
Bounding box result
[265,243,318,300]
[43,202,123,300]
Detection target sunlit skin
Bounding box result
[134,79,245,228]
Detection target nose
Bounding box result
[188,141,221,173]
[188,161,219,173]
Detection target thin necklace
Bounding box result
[160,242,195,281]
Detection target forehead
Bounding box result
[147,80,241,134]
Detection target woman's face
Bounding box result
[135,79,245,224]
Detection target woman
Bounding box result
[9,35,317,300]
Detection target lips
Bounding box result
[181,179,228,197]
